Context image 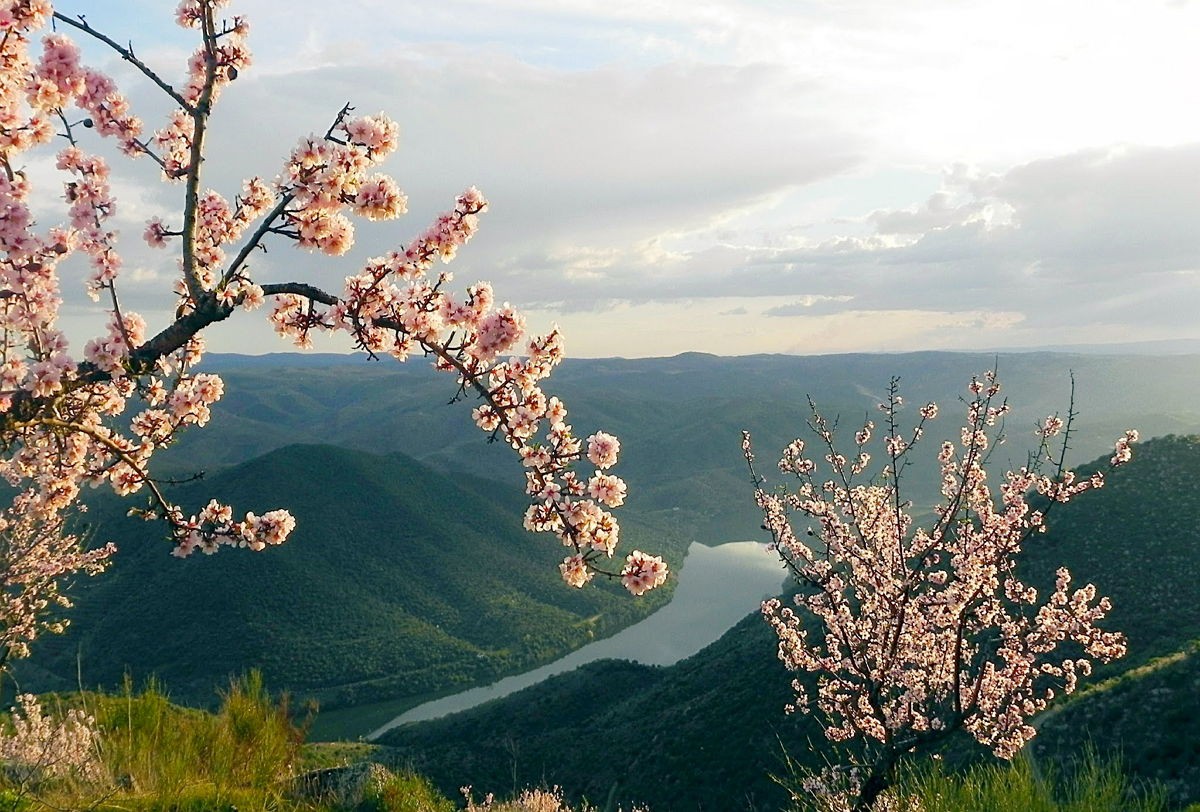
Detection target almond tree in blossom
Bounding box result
[0,0,665,669]
[743,372,1135,811]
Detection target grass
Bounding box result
[0,676,1184,812]
[0,675,643,812]
[772,748,1174,812]
[894,752,1168,812]
[0,673,454,811]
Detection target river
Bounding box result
[367,540,788,739]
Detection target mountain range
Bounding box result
[160,349,1200,545]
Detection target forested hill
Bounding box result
[1024,433,1200,804]
[17,443,685,710]
[1020,433,1200,669]
[380,434,1200,810]
[172,350,1200,542]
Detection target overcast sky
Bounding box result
[52,0,1200,357]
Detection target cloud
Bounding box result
[982,144,1200,276]
[868,190,993,236]
[731,144,1200,340]
[496,141,1200,347]
[187,55,862,296]
[764,296,856,317]
[45,2,1200,357]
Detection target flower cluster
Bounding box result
[745,373,1133,806]
[0,512,114,661]
[168,499,296,558]
[0,0,665,663]
[0,693,103,784]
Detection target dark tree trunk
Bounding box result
[853,751,897,812]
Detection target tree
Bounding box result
[0,0,666,669]
[743,372,1134,811]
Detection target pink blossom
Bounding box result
[621,550,668,596]
[1038,415,1065,437]
[745,372,1132,806]
[586,432,620,469]
[353,175,407,221]
[559,554,593,588]
[587,472,627,508]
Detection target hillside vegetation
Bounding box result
[171,351,1200,542]
[1020,434,1200,804]
[16,444,685,725]
[0,677,1170,812]
[380,434,1200,810]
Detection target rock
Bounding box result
[289,761,393,807]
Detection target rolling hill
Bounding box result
[16,444,686,715]
[378,434,1200,810]
[13,350,1200,806]
[164,350,1200,544]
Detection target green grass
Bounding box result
[0,675,457,812]
[108,673,298,789]
[774,751,1170,812]
[0,678,638,811]
[892,752,1168,812]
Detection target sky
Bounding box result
[49,0,1200,357]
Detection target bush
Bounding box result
[88,672,302,801]
[363,769,456,812]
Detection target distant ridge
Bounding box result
[167,349,1200,544]
[973,338,1200,355]
[201,340,1200,367]
[201,352,368,368]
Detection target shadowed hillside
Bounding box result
[380,435,1200,810]
[17,444,685,714]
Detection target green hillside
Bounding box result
[379,434,1200,810]
[1018,434,1200,669]
[16,444,684,724]
[169,351,1200,543]
[377,611,815,812]
[1018,434,1200,806]
[1033,643,1200,806]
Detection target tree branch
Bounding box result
[51,12,192,112]
[221,193,293,286]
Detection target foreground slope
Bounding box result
[381,435,1200,810]
[1022,434,1200,806]
[21,444,681,710]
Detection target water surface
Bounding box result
[368,540,787,738]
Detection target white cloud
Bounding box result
[40,1,1200,356]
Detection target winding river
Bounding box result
[368,540,788,739]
